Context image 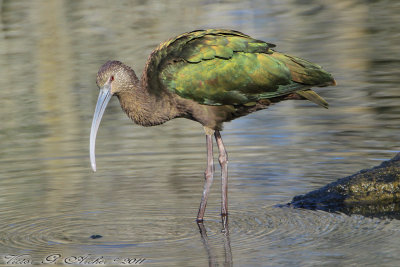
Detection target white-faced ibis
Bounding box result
[90,29,336,222]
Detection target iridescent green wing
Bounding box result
[147,29,333,105]
[155,29,292,105]
[161,53,296,105]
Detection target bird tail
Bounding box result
[296,89,329,109]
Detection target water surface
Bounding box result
[1,0,400,266]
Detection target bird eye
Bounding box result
[110,75,114,82]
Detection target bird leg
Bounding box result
[215,130,228,216]
[197,133,214,222]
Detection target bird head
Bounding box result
[96,60,137,94]
[90,60,137,172]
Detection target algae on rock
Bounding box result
[290,153,400,217]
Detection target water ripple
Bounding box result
[1,204,399,266]
[198,206,398,259]
[0,210,198,253]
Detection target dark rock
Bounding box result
[290,153,400,218]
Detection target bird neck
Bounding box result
[116,78,180,127]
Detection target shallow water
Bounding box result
[1,0,400,266]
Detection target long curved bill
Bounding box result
[90,84,112,172]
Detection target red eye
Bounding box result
[110,75,114,82]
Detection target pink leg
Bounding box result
[215,130,228,216]
[197,134,214,222]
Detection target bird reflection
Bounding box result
[197,216,233,267]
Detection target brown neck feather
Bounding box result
[116,78,181,127]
